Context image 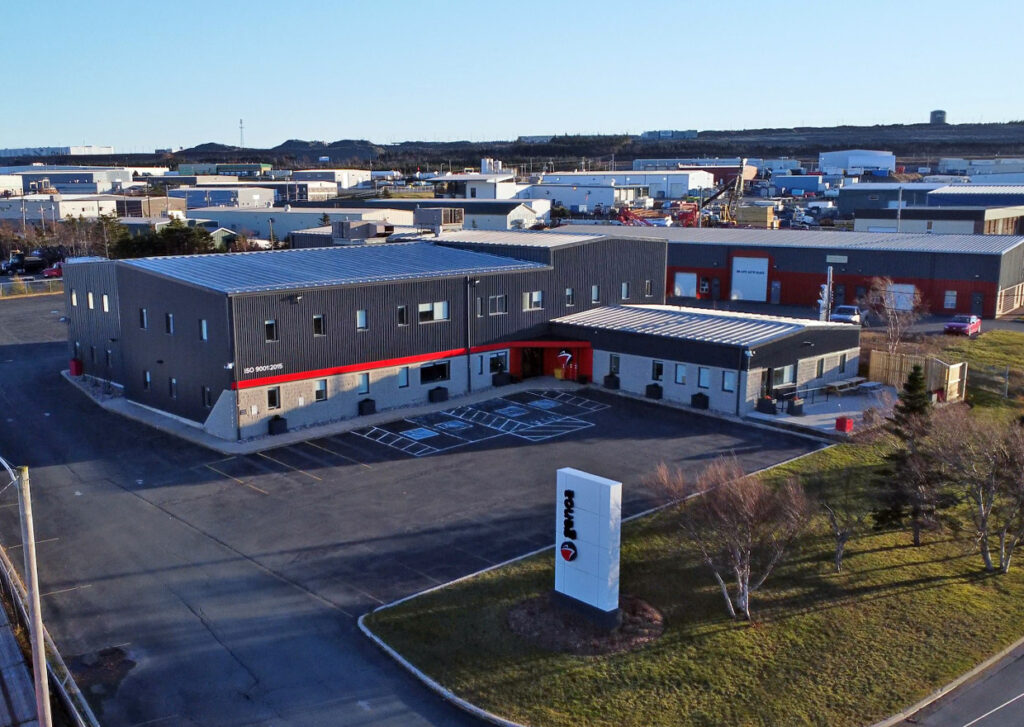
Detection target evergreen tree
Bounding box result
[874,365,947,546]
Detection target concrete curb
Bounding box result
[868,633,1024,727]
[357,447,827,727]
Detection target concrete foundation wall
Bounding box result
[235,355,476,439]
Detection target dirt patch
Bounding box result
[68,646,136,716]
[507,593,664,656]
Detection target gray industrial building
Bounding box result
[63,230,667,441]
[837,183,945,216]
[550,306,860,416]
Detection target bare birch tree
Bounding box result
[806,469,872,572]
[653,457,809,620]
[925,406,1024,573]
[860,276,927,354]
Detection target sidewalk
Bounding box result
[63,371,584,455]
[0,600,38,727]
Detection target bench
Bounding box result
[826,376,867,395]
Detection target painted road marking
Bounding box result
[962,690,1024,727]
[41,583,92,598]
[7,537,59,550]
[303,440,372,470]
[259,451,322,481]
[204,463,269,495]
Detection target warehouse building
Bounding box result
[115,196,188,218]
[818,150,896,175]
[13,167,134,194]
[169,186,275,209]
[363,198,549,229]
[0,194,116,224]
[186,206,415,240]
[550,306,860,417]
[837,183,945,216]
[291,169,372,190]
[558,225,1024,318]
[63,229,667,441]
[927,185,1024,208]
[535,171,716,199]
[853,206,1024,235]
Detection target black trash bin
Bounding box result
[603,374,620,390]
[268,415,288,435]
[358,398,376,416]
[691,392,710,410]
[428,386,448,403]
[645,383,663,400]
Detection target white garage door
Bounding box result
[731,257,769,301]
[887,283,917,311]
[673,272,697,297]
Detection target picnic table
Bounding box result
[826,376,867,395]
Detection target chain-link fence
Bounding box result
[969,363,1012,399]
[0,279,63,297]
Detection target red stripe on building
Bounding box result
[231,340,593,390]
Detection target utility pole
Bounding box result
[896,185,903,233]
[239,118,245,149]
[17,467,52,727]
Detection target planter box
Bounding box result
[358,398,376,416]
[645,383,663,400]
[577,374,589,385]
[428,386,448,403]
[756,398,778,414]
[835,416,854,433]
[603,374,620,390]
[268,416,288,435]
[691,392,710,410]
[787,399,805,416]
[491,372,512,387]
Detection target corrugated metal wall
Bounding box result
[64,260,123,381]
[118,267,234,423]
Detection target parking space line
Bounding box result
[204,463,269,495]
[303,440,372,470]
[7,536,59,550]
[41,583,92,598]
[258,451,322,481]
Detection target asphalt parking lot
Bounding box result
[0,294,822,727]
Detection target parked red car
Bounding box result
[42,262,63,278]
[944,314,981,336]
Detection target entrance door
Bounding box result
[521,348,543,379]
[834,284,846,306]
[711,278,721,301]
[770,280,781,304]
[971,292,984,316]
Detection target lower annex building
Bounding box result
[64,229,859,441]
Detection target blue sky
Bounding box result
[3,0,1021,151]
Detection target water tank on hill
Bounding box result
[930,109,947,125]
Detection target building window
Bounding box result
[356,309,368,330]
[313,314,325,336]
[357,372,370,395]
[944,290,957,309]
[139,307,148,329]
[674,364,686,385]
[489,351,508,373]
[840,353,848,373]
[652,360,663,381]
[644,279,654,297]
[398,366,409,388]
[71,290,78,307]
[698,367,711,389]
[199,319,208,341]
[621,282,630,300]
[609,354,620,375]
[265,319,278,342]
[565,287,575,306]
[476,296,483,318]
[420,361,450,384]
[397,306,409,326]
[168,377,177,399]
[165,313,174,335]
[477,355,484,375]
[591,284,600,303]
[74,341,80,359]
[418,301,449,323]
[488,294,508,315]
[102,294,110,312]
[523,290,544,310]
[202,386,213,408]
[267,387,280,410]
[816,358,825,379]
[722,371,737,392]
[87,292,95,310]
[314,378,327,401]
[772,365,796,387]
[143,370,151,391]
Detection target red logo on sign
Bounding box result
[560,541,578,562]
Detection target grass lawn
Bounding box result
[366,441,1024,726]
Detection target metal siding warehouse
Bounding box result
[927,185,1024,207]
[63,231,668,440]
[837,183,944,216]
[558,225,1024,318]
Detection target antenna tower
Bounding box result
[239,119,245,148]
